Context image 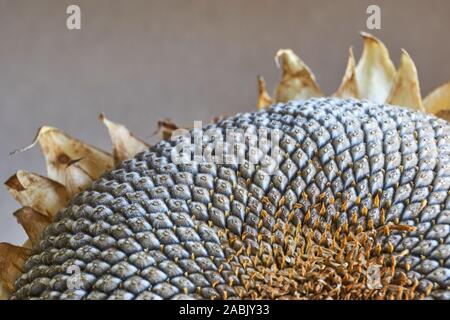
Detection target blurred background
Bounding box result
[1,0,449,244]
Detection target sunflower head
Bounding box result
[1,32,449,300]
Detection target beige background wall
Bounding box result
[1,0,449,244]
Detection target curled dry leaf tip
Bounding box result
[100,113,149,165]
[153,119,180,141]
[256,75,273,110]
[5,170,69,218]
[12,126,114,185]
[274,49,323,103]
[424,82,450,120]
[13,207,51,246]
[387,49,424,112]
[355,32,396,103]
[334,47,359,99]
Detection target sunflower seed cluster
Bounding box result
[11,98,450,300]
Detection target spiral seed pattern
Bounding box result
[11,98,450,300]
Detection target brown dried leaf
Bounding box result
[256,76,273,110]
[334,47,360,99]
[154,119,179,140]
[274,49,323,103]
[64,159,96,196]
[13,207,51,246]
[0,243,31,292]
[0,284,9,300]
[13,126,114,185]
[423,82,450,120]
[211,115,224,124]
[100,114,149,165]
[355,32,396,103]
[387,50,424,111]
[5,170,69,218]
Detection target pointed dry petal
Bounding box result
[13,207,51,246]
[355,32,396,103]
[154,119,179,140]
[100,114,149,165]
[256,76,273,110]
[211,115,224,124]
[5,171,69,218]
[387,49,424,111]
[0,243,31,292]
[13,126,114,185]
[423,82,450,120]
[334,48,360,99]
[64,159,95,196]
[274,49,323,103]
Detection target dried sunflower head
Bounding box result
[1,33,449,300]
